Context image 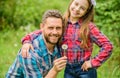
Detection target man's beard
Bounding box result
[44,34,61,45]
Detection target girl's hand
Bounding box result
[81,60,92,71]
[21,43,34,58]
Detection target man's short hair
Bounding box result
[42,10,64,25]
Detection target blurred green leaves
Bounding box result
[0,0,69,29]
[0,0,119,50]
[95,0,120,47]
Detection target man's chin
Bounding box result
[47,40,58,45]
[50,39,58,43]
[50,42,57,45]
[50,41,58,44]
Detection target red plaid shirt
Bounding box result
[22,21,113,68]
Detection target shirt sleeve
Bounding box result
[20,50,43,78]
[6,52,24,78]
[21,30,42,44]
[89,23,113,68]
[6,50,43,78]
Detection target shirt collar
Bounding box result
[68,18,82,25]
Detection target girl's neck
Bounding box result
[70,17,79,24]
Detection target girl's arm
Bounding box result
[89,23,113,68]
[21,30,42,44]
[21,30,42,58]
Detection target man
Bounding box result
[6,10,67,78]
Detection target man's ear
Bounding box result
[40,23,44,30]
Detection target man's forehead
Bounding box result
[45,17,62,24]
[46,17,62,20]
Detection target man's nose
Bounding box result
[52,29,57,34]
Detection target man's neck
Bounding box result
[46,43,54,53]
[42,34,55,53]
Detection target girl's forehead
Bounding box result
[73,0,88,4]
[72,0,89,7]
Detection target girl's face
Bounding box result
[70,0,89,21]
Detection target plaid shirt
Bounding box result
[6,34,61,78]
[21,20,113,68]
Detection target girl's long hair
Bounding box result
[63,0,94,49]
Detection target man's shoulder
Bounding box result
[32,34,43,49]
[31,34,46,57]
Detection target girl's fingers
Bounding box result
[30,45,34,51]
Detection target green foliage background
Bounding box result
[0,0,120,78]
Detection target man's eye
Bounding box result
[49,27,53,30]
[56,27,62,30]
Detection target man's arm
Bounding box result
[6,52,24,78]
[45,56,67,78]
[6,50,43,78]
[21,50,67,78]
[20,50,43,78]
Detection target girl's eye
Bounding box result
[80,6,86,11]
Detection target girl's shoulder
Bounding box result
[88,22,97,30]
[88,22,101,33]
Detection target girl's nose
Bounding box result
[75,6,80,11]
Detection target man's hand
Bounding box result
[81,60,92,71]
[45,56,67,78]
[21,43,34,58]
[53,56,67,72]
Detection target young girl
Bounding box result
[21,0,113,78]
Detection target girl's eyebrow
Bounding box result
[74,0,88,9]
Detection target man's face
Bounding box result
[41,17,63,45]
